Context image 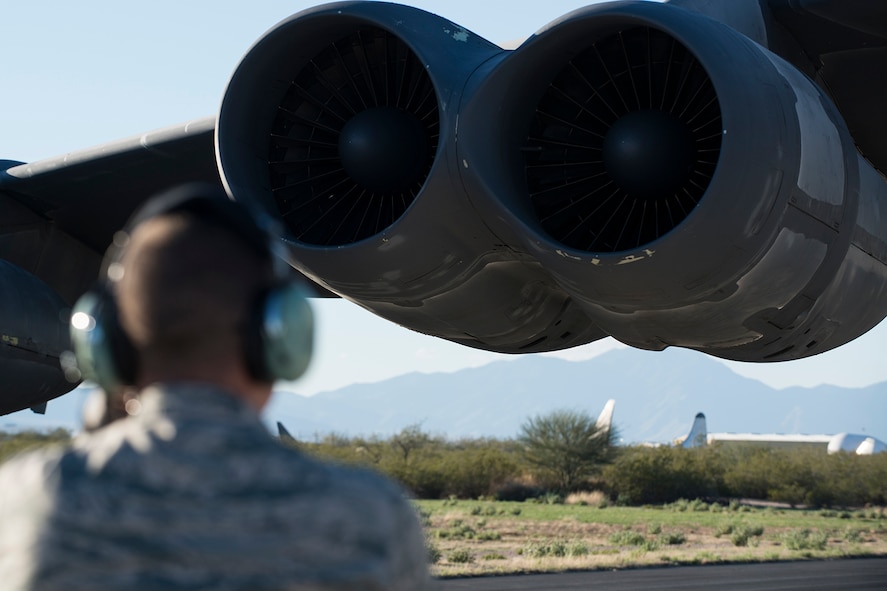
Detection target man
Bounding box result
[0,185,433,590]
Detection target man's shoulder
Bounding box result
[0,444,69,504]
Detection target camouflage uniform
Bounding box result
[0,383,434,590]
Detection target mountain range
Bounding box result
[264,347,887,444]
[5,347,885,444]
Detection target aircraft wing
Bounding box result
[0,119,225,415]
[1,117,220,260]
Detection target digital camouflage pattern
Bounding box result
[0,383,434,590]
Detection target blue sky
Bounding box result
[3,0,887,416]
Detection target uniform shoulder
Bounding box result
[0,442,72,515]
[272,442,418,523]
[277,441,409,499]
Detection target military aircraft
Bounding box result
[676,412,887,454]
[2,0,886,415]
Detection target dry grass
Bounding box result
[418,500,887,578]
[564,491,608,507]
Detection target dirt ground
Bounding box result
[419,501,887,577]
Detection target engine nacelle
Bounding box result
[218,1,887,361]
[458,0,887,360]
[217,1,605,353]
[0,261,74,414]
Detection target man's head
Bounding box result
[70,184,314,408]
[115,209,274,380]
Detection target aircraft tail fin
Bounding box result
[277,421,296,442]
[681,413,708,448]
[595,399,616,436]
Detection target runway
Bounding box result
[438,557,887,590]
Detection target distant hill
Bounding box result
[265,347,887,444]
[5,347,884,443]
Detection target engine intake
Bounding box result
[268,27,439,246]
[525,26,722,253]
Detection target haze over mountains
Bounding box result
[6,348,886,444]
[265,348,887,444]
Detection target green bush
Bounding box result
[601,445,887,507]
[729,523,764,547]
[448,549,475,564]
[602,447,723,504]
[518,409,618,492]
[493,480,544,502]
[659,532,686,545]
[782,529,828,551]
[426,541,442,564]
[722,447,887,507]
[276,425,887,505]
[731,529,751,547]
[609,530,647,546]
[523,540,570,558]
[843,528,864,544]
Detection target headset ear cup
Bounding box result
[257,285,314,382]
[69,288,138,392]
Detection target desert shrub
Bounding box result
[601,447,723,505]
[435,440,521,499]
[659,532,686,545]
[416,508,432,527]
[493,480,545,502]
[426,541,442,564]
[540,492,564,505]
[609,530,647,547]
[722,447,887,507]
[731,529,750,547]
[296,426,887,505]
[437,522,476,540]
[715,523,733,537]
[843,528,864,543]
[729,523,764,547]
[782,529,828,551]
[523,540,567,558]
[448,549,475,564]
[518,409,618,492]
[598,445,887,507]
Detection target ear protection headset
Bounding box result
[69,183,314,393]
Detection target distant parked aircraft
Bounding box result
[277,422,297,443]
[676,413,886,455]
[595,399,616,436]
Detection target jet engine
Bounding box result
[217,2,606,354]
[217,1,887,361]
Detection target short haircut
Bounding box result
[114,211,274,369]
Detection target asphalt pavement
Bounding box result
[438,557,887,590]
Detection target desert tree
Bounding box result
[518,409,618,492]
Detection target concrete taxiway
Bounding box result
[439,557,887,590]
